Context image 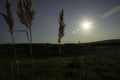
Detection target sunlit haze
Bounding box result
[82,21,92,30]
[1,0,120,43]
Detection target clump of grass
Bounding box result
[58,9,66,55]
[17,0,35,80]
[0,0,20,80]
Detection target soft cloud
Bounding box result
[102,6,120,18]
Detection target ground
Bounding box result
[0,42,120,80]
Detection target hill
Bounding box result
[0,39,120,80]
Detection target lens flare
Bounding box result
[82,21,92,29]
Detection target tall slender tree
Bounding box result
[17,0,35,80]
[0,0,20,80]
[58,9,65,55]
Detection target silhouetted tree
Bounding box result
[17,0,35,80]
[58,9,65,55]
[0,0,20,80]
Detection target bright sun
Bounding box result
[82,21,92,30]
[72,20,93,34]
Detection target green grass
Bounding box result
[0,44,120,80]
[1,55,120,80]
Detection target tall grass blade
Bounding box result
[17,0,35,79]
[58,9,65,56]
[0,0,20,80]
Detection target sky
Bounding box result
[0,0,120,43]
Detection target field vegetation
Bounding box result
[0,41,120,80]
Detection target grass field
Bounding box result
[0,42,120,80]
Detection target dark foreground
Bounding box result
[0,40,120,80]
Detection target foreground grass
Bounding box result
[0,44,120,80]
[1,52,120,80]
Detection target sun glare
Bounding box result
[72,20,93,34]
[82,21,92,30]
